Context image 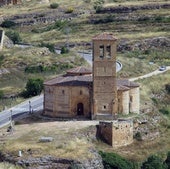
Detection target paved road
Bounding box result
[130,66,170,81]
[78,51,122,72]
[0,94,43,128]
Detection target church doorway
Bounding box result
[77,103,84,116]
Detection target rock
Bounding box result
[118,37,170,52]
[39,137,53,142]
[3,35,14,48]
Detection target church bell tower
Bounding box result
[92,32,118,119]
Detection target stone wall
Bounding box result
[44,85,91,118]
[0,30,4,50]
[97,120,133,147]
[117,90,129,114]
[129,87,140,114]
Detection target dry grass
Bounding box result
[104,0,170,7]
[0,162,22,169]
[138,70,170,106]
[0,120,98,161]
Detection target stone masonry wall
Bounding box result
[97,120,133,147]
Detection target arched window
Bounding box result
[106,45,111,59]
[99,45,104,58]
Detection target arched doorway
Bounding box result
[77,103,84,116]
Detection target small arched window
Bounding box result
[99,45,104,58]
[106,45,111,59]
[80,90,82,95]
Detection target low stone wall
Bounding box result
[97,119,133,147]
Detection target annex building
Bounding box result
[43,33,140,120]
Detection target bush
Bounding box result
[99,151,134,169]
[0,90,4,99]
[141,155,168,169]
[6,31,22,44]
[39,42,55,53]
[0,54,4,66]
[134,132,142,141]
[61,46,69,54]
[165,151,170,169]
[25,65,44,73]
[1,20,16,28]
[21,78,43,98]
[159,108,169,115]
[93,0,105,13]
[50,3,59,9]
[165,84,170,94]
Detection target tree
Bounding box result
[1,20,16,28]
[6,31,22,44]
[165,84,170,94]
[61,46,69,54]
[99,151,133,169]
[22,78,43,98]
[0,90,4,99]
[93,0,105,13]
[141,155,168,169]
[165,152,170,169]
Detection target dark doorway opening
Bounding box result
[77,103,84,116]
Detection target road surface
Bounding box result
[0,95,43,128]
[130,66,170,81]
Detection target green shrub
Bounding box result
[151,97,158,105]
[25,65,44,73]
[134,132,142,141]
[61,46,69,54]
[141,155,168,169]
[159,108,169,115]
[94,0,105,13]
[39,42,55,53]
[0,54,4,66]
[165,151,170,169]
[1,20,16,28]
[99,151,134,169]
[6,31,22,44]
[21,78,43,98]
[0,90,4,99]
[83,0,91,3]
[165,84,170,94]
[50,3,59,9]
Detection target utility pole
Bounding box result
[10,109,14,133]
[29,100,31,114]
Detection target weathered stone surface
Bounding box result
[118,37,170,52]
[3,35,14,48]
[0,151,104,169]
[39,137,53,142]
[99,3,170,13]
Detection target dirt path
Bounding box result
[129,66,170,81]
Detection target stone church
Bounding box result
[43,33,140,120]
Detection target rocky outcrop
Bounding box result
[118,37,170,52]
[99,3,170,13]
[0,150,104,169]
[3,35,14,48]
[0,8,78,26]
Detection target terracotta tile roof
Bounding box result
[92,32,117,41]
[117,79,139,88]
[44,75,92,86]
[66,66,92,75]
[44,75,139,89]
[117,85,130,91]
